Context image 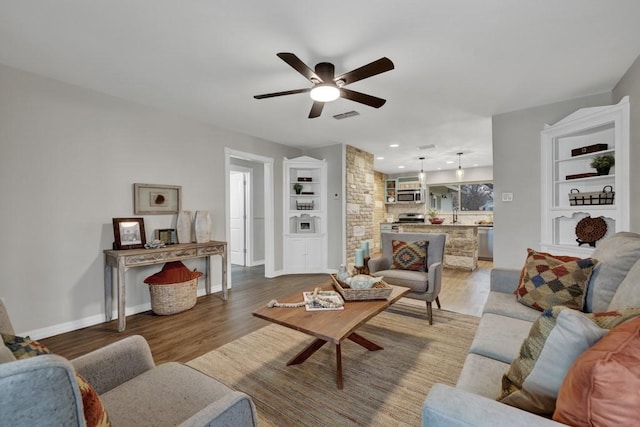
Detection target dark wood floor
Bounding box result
[41,267,328,364]
[41,263,491,364]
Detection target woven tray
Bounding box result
[148,278,197,315]
[329,274,393,301]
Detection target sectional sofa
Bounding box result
[422,232,640,426]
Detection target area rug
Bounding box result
[187,304,479,426]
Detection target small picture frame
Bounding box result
[134,183,181,215]
[113,218,146,250]
[296,214,316,233]
[155,228,177,245]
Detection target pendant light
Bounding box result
[418,156,426,186]
[455,152,464,181]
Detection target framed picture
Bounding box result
[296,215,316,233]
[155,228,177,245]
[133,183,181,215]
[113,218,146,250]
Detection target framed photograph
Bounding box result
[296,215,316,233]
[155,228,177,245]
[134,183,181,215]
[113,218,146,250]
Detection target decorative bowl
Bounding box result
[429,218,444,224]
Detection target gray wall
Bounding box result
[0,63,300,336]
[303,144,345,269]
[492,92,612,269]
[613,54,640,233]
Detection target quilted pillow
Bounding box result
[2,334,111,426]
[498,306,640,415]
[515,248,596,311]
[144,261,203,285]
[390,240,428,272]
[553,316,640,426]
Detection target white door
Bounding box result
[230,171,246,265]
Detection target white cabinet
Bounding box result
[283,156,327,273]
[540,97,629,256]
[286,237,325,273]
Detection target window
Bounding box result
[429,183,493,211]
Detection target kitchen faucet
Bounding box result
[452,207,459,224]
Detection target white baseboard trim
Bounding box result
[23,284,223,340]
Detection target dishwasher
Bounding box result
[478,226,494,261]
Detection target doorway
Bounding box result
[230,168,251,266]
[225,148,275,282]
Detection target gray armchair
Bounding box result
[0,298,258,427]
[369,232,446,324]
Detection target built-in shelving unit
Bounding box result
[283,156,327,273]
[540,97,629,256]
[384,179,396,203]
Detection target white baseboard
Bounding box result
[23,284,223,340]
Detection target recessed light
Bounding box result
[389,144,399,148]
[445,160,454,164]
[376,156,384,160]
[473,164,479,167]
[398,165,405,169]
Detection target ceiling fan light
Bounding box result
[310,84,340,102]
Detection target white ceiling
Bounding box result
[1,1,639,174]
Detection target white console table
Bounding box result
[104,241,227,332]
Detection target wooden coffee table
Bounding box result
[252,281,410,389]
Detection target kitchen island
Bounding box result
[396,223,479,271]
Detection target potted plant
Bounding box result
[590,155,615,175]
[293,182,303,194]
[428,209,444,224]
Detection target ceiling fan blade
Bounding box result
[308,101,324,118]
[340,88,386,108]
[335,57,394,85]
[277,52,321,82]
[254,88,311,99]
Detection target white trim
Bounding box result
[224,148,275,279]
[341,144,347,263]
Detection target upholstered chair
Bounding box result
[368,232,446,324]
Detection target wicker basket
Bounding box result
[568,185,615,206]
[148,278,197,315]
[330,274,393,301]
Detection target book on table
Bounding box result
[303,290,344,311]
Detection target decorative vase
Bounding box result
[194,210,212,243]
[176,210,192,243]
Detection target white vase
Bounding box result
[194,210,212,243]
[176,210,192,244]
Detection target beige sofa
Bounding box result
[0,299,258,426]
[422,232,640,426]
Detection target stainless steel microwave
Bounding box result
[396,189,425,203]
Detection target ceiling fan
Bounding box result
[254,52,394,118]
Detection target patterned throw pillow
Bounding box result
[390,240,428,272]
[515,249,596,311]
[498,306,640,415]
[1,334,111,427]
[1,333,52,359]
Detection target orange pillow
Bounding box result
[553,316,640,426]
[144,261,202,285]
